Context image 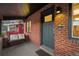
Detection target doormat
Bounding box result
[35,49,52,56]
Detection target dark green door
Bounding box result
[42,22,54,49]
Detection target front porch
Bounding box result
[2,42,54,56]
[2,42,38,56]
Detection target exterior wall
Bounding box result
[0,16,3,55]
[25,3,79,56]
[0,37,2,55]
[54,4,79,56]
[25,4,54,46]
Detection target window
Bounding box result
[72,19,79,38]
[44,14,52,22]
[1,25,8,34]
[27,21,31,32]
[72,3,79,38]
[9,25,18,32]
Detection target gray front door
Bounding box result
[42,22,54,49]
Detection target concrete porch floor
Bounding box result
[1,42,38,56]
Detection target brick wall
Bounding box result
[25,3,79,56]
[25,4,53,47]
[54,4,79,56]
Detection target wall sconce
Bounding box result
[56,6,62,14]
[56,10,61,13]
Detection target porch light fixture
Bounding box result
[56,6,62,14]
[56,10,61,13]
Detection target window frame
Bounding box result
[26,20,31,33]
[68,3,79,39]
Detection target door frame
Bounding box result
[40,6,55,49]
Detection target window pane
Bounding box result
[72,3,79,38]
[27,21,31,32]
[44,14,52,22]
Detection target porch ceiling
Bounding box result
[0,3,47,17]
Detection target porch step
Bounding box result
[35,49,52,56]
[39,45,54,56]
